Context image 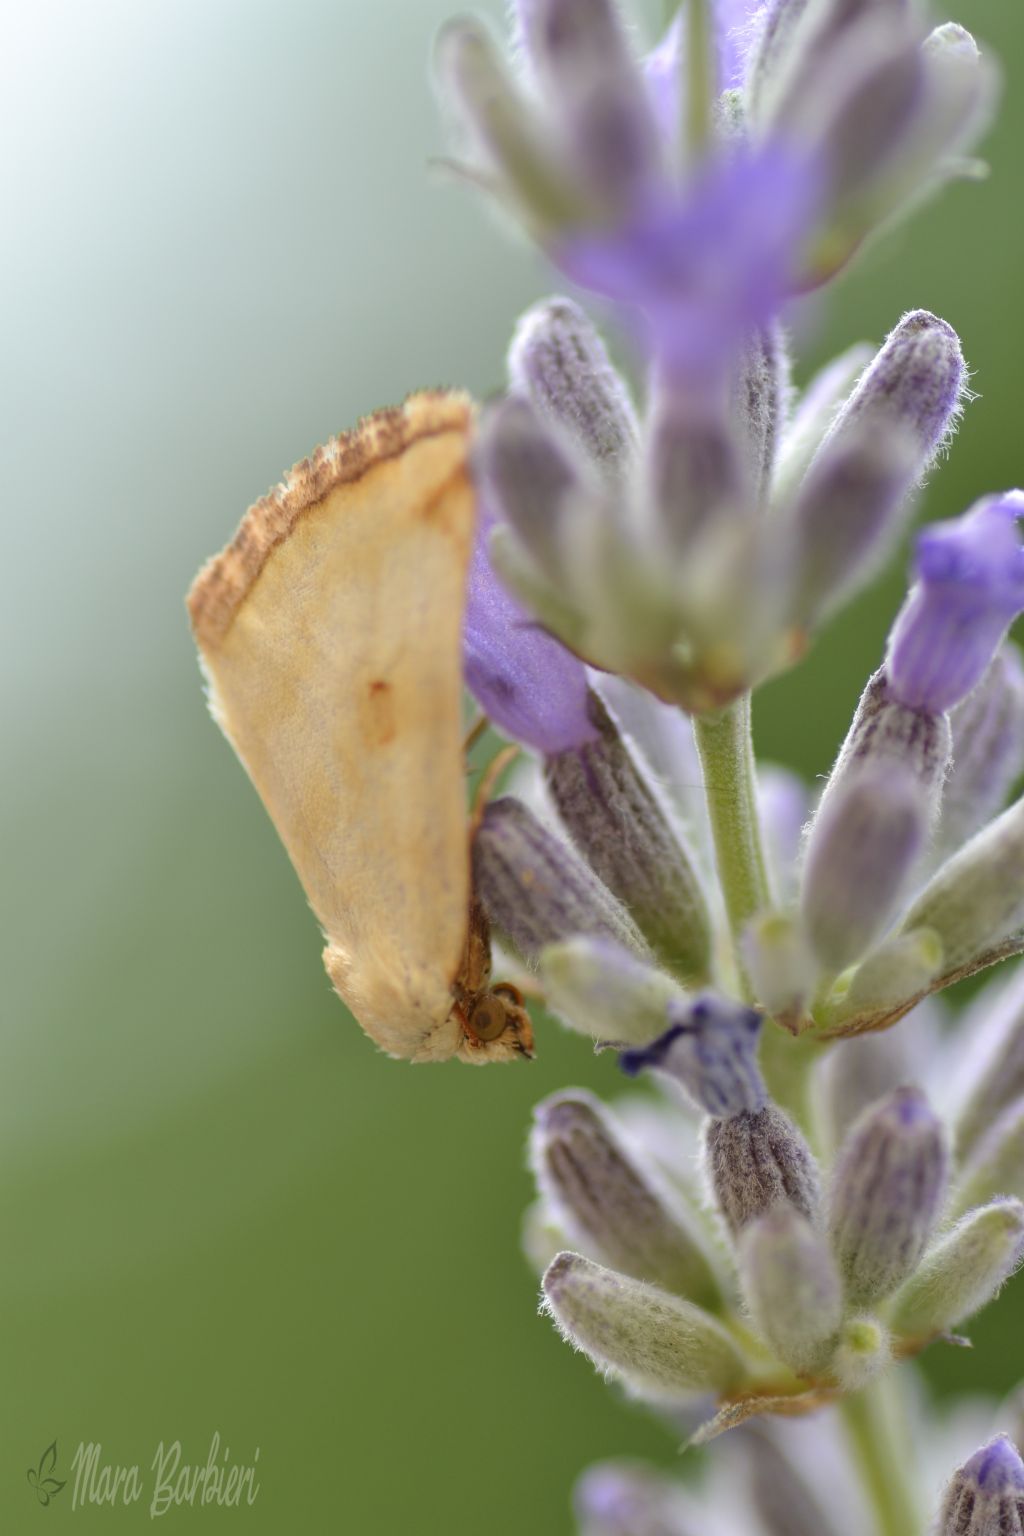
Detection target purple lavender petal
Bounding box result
[620,993,765,1117]
[555,145,819,380]
[886,492,1024,714]
[463,505,599,754]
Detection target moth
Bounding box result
[187,390,533,1063]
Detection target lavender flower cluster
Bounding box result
[434,0,1024,1531]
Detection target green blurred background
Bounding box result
[3,0,1023,1528]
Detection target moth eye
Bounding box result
[468,994,508,1042]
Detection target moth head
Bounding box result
[459,983,535,1063]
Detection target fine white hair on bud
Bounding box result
[545,692,713,984]
[934,1436,1024,1536]
[507,296,640,479]
[704,1104,821,1238]
[530,1091,722,1307]
[800,762,928,974]
[813,669,952,835]
[540,1252,746,1400]
[896,793,1024,977]
[538,936,685,1046]
[472,796,649,964]
[890,1198,1024,1341]
[738,1207,842,1377]
[938,643,1024,861]
[828,1087,949,1305]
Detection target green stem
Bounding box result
[840,1376,924,1536]
[693,694,772,995]
[685,0,713,156]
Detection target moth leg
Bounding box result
[469,743,520,836]
[462,712,490,758]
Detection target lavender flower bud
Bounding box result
[956,971,1024,1159]
[476,394,587,586]
[739,1208,842,1377]
[574,1462,700,1536]
[769,9,923,210]
[732,325,787,509]
[934,1436,1024,1536]
[704,1105,821,1238]
[745,0,813,125]
[620,996,765,1118]
[896,794,1024,978]
[816,669,952,832]
[840,308,964,456]
[955,1100,1024,1217]
[545,693,712,984]
[815,1021,921,1157]
[828,1087,949,1304]
[507,297,639,479]
[644,380,747,557]
[834,927,943,1021]
[435,19,582,231]
[519,0,660,214]
[788,422,918,628]
[472,797,648,964]
[531,1092,721,1306]
[938,644,1024,858]
[541,1252,746,1399]
[914,22,1000,184]
[830,1316,892,1393]
[539,937,684,1046]
[772,342,874,508]
[745,1432,844,1536]
[800,763,928,974]
[886,492,1024,714]
[758,764,811,902]
[522,1198,566,1275]
[890,1198,1024,1341]
[594,674,710,860]
[741,913,816,1029]
[788,311,966,626]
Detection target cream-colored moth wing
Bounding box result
[188,391,475,1061]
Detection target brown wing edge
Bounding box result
[186,388,476,650]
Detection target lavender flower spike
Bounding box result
[886,491,1024,714]
[619,995,765,1119]
[463,493,598,756]
[935,1436,1024,1536]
